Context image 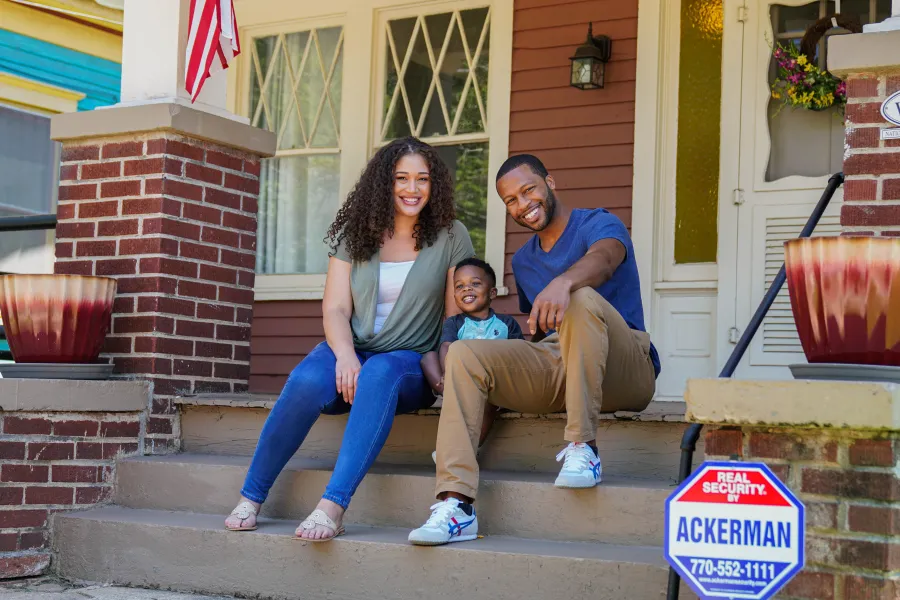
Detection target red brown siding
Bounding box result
[249,0,639,394]
[497,0,638,315]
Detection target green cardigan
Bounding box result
[334,220,475,354]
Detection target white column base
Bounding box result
[103,96,249,125]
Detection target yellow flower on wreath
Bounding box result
[797,55,808,66]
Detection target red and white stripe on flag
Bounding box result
[184,0,241,102]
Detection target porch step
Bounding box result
[53,507,697,600]
[176,397,701,482]
[113,453,674,546]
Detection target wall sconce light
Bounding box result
[569,23,611,90]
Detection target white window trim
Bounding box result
[230,0,512,301]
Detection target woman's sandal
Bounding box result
[293,509,345,542]
[225,501,259,532]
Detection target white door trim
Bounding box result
[631,0,663,331]
[714,0,747,369]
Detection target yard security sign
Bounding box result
[664,461,805,599]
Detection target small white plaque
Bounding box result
[881,128,900,140]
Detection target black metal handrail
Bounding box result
[665,172,844,600]
[0,214,58,232]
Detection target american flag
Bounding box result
[184,0,241,102]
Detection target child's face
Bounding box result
[453,265,497,314]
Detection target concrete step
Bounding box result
[177,397,701,482]
[53,507,697,600]
[114,453,675,546]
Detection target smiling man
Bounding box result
[409,154,661,546]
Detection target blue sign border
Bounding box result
[664,460,805,600]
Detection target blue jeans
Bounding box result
[240,342,433,509]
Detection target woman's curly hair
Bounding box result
[325,137,456,262]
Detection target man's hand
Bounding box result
[527,277,573,335]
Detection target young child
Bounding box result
[421,257,524,459]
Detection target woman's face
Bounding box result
[393,153,431,220]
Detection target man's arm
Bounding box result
[527,238,626,335]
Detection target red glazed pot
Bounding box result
[0,274,116,363]
[784,237,900,366]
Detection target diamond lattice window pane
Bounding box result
[384,17,417,139]
[382,7,490,141]
[250,27,343,151]
[311,27,343,148]
[401,23,431,133]
[251,36,284,132]
[279,31,312,150]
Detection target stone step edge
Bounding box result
[55,506,670,565]
[118,452,678,489]
[174,395,687,423]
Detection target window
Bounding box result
[249,26,344,275]
[0,104,58,274]
[673,0,723,265]
[237,0,512,299]
[377,7,491,257]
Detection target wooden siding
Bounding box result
[249,0,639,394]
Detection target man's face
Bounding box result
[496,165,557,232]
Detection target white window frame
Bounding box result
[230,0,512,301]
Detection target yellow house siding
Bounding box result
[0,0,122,63]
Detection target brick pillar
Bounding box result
[704,427,899,599]
[688,379,900,600]
[51,104,275,453]
[829,31,900,235]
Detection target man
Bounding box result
[408,154,661,546]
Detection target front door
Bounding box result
[717,0,889,380]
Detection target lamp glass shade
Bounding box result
[570,56,603,89]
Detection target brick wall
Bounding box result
[705,427,900,599]
[841,74,900,235]
[53,133,260,453]
[0,412,141,577]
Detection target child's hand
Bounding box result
[435,376,444,395]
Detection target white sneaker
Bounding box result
[553,442,602,488]
[408,498,478,546]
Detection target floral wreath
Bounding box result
[771,15,861,113]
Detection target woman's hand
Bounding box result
[335,352,362,404]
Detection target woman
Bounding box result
[225,137,474,541]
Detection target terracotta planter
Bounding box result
[784,237,900,366]
[0,274,116,363]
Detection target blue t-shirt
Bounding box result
[512,208,661,376]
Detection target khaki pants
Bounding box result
[435,287,656,500]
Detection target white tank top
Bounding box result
[374,260,414,334]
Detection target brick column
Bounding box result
[687,379,900,600]
[829,31,900,235]
[51,103,275,453]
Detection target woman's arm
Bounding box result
[444,267,460,319]
[323,257,361,404]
